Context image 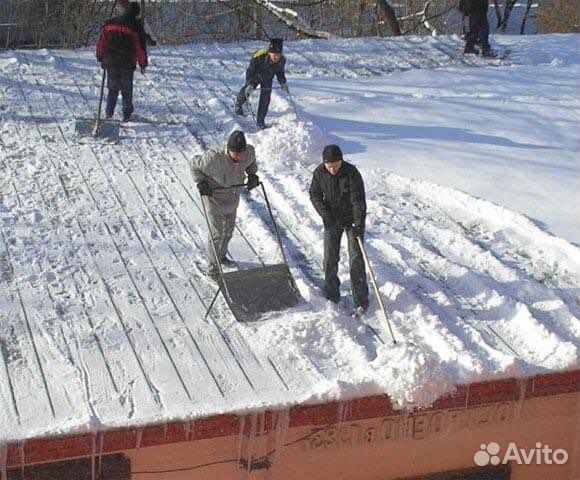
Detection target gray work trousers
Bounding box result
[207,211,236,275]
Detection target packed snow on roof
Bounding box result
[0,33,578,443]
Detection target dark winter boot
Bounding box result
[464,44,479,55]
[325,294,340,304]
[482,48,497,58]
[207,270,219,282]
[220,256,236,268]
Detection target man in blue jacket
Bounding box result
[234,38,288,129]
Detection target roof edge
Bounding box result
[5,369,579,468]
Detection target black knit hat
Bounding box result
[126,1,140,17]
[322,144,343,163]
[268,38,283,54]
[227,130,247,152]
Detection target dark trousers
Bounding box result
[323,227,369,309]
[105,68,134,119]
[465,13,490,50]
[236,75,273,126]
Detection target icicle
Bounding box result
[18,441,25,480]
[515,377,528,421]
[336,401,346,430]
[96,433,104,480]
[0,442,7,480]
[269,410,289,479]
[245,414,258,479]
[135,428,143,450]
[91,434,96,480]
[236,415,246,470]
[400,408,411,441]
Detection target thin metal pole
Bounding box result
[356,236,397,345]
[200,194,230,300]
[205,288,221,319]
[200,183,252,318]
[245,91,257,126]
[286,89,300,121]
[259,182,289,267]
[93,69,106,137]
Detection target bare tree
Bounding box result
[249,0,334,38]
[376,0,401,35]
[537,0,579,32]
[498,0,517,31]
[520,0,534,34]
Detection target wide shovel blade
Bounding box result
[75,118,120,141]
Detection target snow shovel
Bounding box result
[356,236,397,344]
[75,69,120,141]
[201,182,302,322]
[285,88,300,121]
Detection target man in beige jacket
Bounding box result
[190,131,259,279]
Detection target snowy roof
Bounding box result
[0,34,579,444]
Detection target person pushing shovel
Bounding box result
[309,145,369,318]
[96,1,148,122]
[190,131,260,281]
[234,38,288,130]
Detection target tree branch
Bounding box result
[248,0,335,39]
[401,3,455,36]
[376,0,401,36]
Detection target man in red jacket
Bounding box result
[96,2,148,122]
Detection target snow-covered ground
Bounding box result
[0,34,578,443]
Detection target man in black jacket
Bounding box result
[309,145,369,316]
[96,2,148,122]
[461,0,495,57]
[234,38,288,129]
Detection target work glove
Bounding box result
[246,174,260,191]
[351,224,365,238]
[245,85,255,98]
[280,83,289,93]
[197,181,213,197]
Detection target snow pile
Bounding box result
[249,114,329,167]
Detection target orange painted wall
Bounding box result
[124,392,579,480]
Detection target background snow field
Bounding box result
[0,34,578,443]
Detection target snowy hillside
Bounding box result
[0,34,579,443]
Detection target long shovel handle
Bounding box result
[199,194,230,298]
[213,183,248,190]
[260,182,289,267]
[93,68,106,137]
[286,89,300,121]
[245,91,258,126]
[356,236,397,344]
